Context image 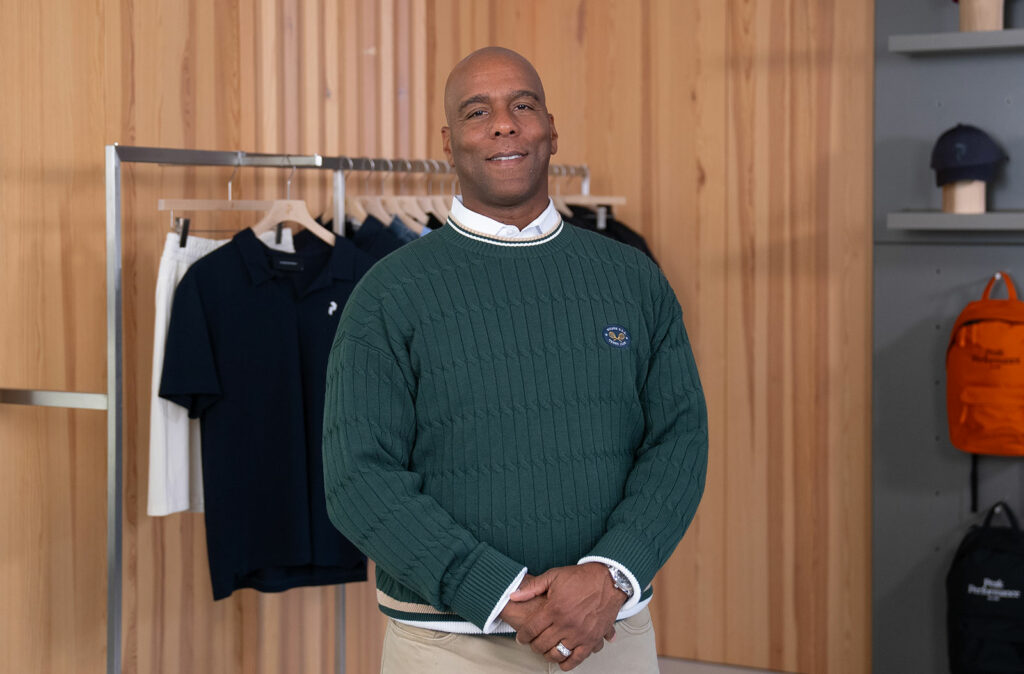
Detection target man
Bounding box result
[323,47,707,673]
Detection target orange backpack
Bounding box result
[947,271,1024,457]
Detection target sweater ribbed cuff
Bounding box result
[586,528,661,592]
[449,545,527,630]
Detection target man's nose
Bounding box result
[491,110,518,136]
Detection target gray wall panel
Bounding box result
[874,3,1024,670]
[875,1,1024,246]
[874,248,1024,673]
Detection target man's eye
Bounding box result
[467,109,486,119]
[514,103,533,111]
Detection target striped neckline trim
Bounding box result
[447,215,564,247]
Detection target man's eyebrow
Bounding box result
[457,90,542,113]
[458,94,490,113]
[509,89,542,105]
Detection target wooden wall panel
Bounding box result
[1,1,872,672]
[0,407,106,674]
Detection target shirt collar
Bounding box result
[235,228,357,291]
[449,196,561,239]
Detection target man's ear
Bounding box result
[441,127,455,165]
[548,115,558,156]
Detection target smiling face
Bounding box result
[441,48,558,226]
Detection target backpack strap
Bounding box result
[970,455,979,514]
[981,271,1017,300]
[982,501,1021,530]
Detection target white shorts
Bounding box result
[147,229,294,516]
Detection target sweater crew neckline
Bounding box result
[442,214,574,256]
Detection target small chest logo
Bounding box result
[328,301,338,316]
[603,325,631,348]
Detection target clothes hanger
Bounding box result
[561,194,627,207]
[378,160,423,234]
[415,160,434,218]
[417,159,441,219]
[158,157,275,246]
[357,159,395,224]
[251,163,335,246]
[158,153,273,214]
[557,166,626,209]
[335,157,368,226]
[433,166,456,221]
[318,156,392,231]
[550,166,574,218]
[395,160,431,226]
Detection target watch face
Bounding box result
[610,568,633,596]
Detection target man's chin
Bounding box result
[475,187,545,209]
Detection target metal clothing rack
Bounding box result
[0,144,592,674]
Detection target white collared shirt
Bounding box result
[449,195,561,239]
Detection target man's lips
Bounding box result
[486,151,527,161]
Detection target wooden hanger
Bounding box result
[158,158,277,216]
[551,195,574,218]
[433,195,451,221]
[158,162,279,245]
[418,195,438,219]
[396,195,430,227]
[394,160,431,226]
[380,195,424,234]
[319,180,370,230]
[158,198,275,211]
[421,159,449,221]
[344,194,368,224]
[252,199,335,246]
[379,161,424,233]
[561,194,627,207]
[359,194,393,224]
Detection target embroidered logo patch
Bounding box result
[603,325,631,348]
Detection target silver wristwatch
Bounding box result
[607,565,634,598]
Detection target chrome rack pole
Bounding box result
[331,161,346,674]
[105,143,124,674]
[333,168,345,235]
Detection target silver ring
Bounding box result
[555,642,572,658]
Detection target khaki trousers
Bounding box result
[380,608,659,674]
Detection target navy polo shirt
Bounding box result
[160,228,373,600]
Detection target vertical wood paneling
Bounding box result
[0,408,106,674]
[1,1,872,672]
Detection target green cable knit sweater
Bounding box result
[323,216,707,632]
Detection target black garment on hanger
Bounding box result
[317,214,406,261]
[564,205,657,265]
[160,229,375,600]
[425,213,445,230]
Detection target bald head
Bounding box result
[439,46,557,228]
[443,47,547,126]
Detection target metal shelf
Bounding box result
[887,211,1024,230]
[889,28,1024,54]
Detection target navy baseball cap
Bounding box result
[930,124,1008,186]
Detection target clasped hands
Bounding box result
[499,562,627,671]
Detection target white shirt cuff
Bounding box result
[577,556,642,612]
[482,566,528,634]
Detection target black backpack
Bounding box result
[947,502,1024,673]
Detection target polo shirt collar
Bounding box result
[235,228,357,293]
[449,196,560,238]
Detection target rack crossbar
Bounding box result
[0,388,107,410]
